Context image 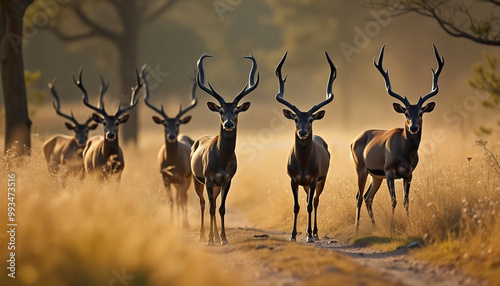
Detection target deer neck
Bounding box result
[294,132,313,164]
[402,124,422,156]
[103,136,120,158]
[165,137,179,157]
[217,125,237,163]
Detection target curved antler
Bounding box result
[233,54,260,104]
[417,43,444,106]
[115,68,144,117]
[275,51,301,114]
[143,65,168,119]
[75,67,108,116]
[177,74,198,119]
[196,53,226,104]
[49,77,79,125]
[308,51,336,114]
[374,45,411,107]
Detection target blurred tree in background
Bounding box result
[34,0,177,143]
[469,54,500,135]
[0,0,33,156]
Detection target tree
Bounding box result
[367,0,500,45]
[0,0,34,156]
[44,0,177,143]
[469,53,500,134]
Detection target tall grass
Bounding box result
[0,137,239,286]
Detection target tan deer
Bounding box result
[191,53,258,245]
[144,70,197,228]
[351,44,444,229]
[275,51,336,243]
[75,67,144,180]
[43,77,98,175]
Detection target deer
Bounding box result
[143,69,197,229]
[275,51,336,243]
[351,44,444,230]
[43,77,98,175]
[191,53,259,246]
[75,67,144,180]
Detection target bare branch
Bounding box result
[46,25,96,42]
[144,0,177,25]
[72,3,121,42]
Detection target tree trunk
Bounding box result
[118,3,140,144]
[0,0,33,156]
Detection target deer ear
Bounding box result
[207,102,220,112]
[92,113,103,123]
[282,109,295,120]
[393,103,406,113]
[64,122,75,130]
[312,110,325,121]
[119,114,130,123]
[89,123,98,130]
[179,116,192,124]
[152,116,163,124]
[237,102,251,113]
[422,102,435,113]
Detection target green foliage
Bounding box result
[469,53,500,135]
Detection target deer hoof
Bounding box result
[206,240,215,246]
[221,239,229,246]
[289,237,296,242]
[306,237,314,243]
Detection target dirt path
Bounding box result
[186,227,488,286]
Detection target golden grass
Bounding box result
[0,138,240,286]
[1,130,499,285]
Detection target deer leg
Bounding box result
[163,178,174,221]
[219,181,231,245]
[206,180,216,246]
[290,179,300,242]
[193,177,205,242]
[182,177,191,230]
[313,178,325,240]
[364,176,383,226]
[306,180,317,243]
[403,175,412,216]
[213,186,221,244]
[385,171,397,215]
[355,168,368,230]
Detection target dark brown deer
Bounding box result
[351,44,444,229]
[76,67,144,180]
[43,77,97,175]
[191,53,258,245]
[144,69,197,228]
[275,51,336,243]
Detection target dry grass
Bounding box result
[0,137,240,286]
[1,129,499,285]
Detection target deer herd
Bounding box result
[42,44,444,245]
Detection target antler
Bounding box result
[75,67,108,116]
[275,51,301,114]
[308,51,336,114]
[48,77,79,125]
[374,45,411,107]
[196,53,226,104]
[143,65,168,119]
[115,68,144,117]
[176,75,198,119]
[417,43,444,106]
[233,54,260,104]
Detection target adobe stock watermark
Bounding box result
[108,268,134,286]
[239,107,289,162]
[144,64,170,91]
[213,0,244,21]
[419,88,491,156]
[339,9,392,63]
[8,0,70,53]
